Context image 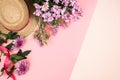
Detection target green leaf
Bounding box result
[22,50,31,57]
[7,66,15,79]
[6,32,19,40]
[43,32,50,40]
[6,43,14,50]
[0,31,2,34]
[51,20,60,26]
[0,38,5,45]
[1,67,4,72]
[10,50,31,63]
[31,0,44,5]
[17,49,23,56]
[8,66,15,75]
[0,67,4,76]
[17,49,31,57]
[10,54,25,63]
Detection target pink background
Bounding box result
[0,0,97,80]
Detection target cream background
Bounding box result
[70,0,120,80]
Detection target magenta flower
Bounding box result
[62,0,69,6]
[54,0,60,4]
[34,3,41,9]
[51,5,62,19]
[71,3,82,21]
[62,13,73,22]
[33,9,42,16]
[12,36,24,49]
[72,3,82,14]
[69,0,77,6]
[41,2,49,12]
[42,12,54,22]
[33,3,42,17]
[61,7,66,15]
[15,60,29,76]
[73,13,81,21]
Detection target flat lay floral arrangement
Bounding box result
[32,0,82,46]
[0,0,82,80]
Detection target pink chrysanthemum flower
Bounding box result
[15,60,29,76]
[12,36,24,49]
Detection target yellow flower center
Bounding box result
[43,3,47,8]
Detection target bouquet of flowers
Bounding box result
[33,0,82,46]
[0,0,82,79]
[0,32,30,80]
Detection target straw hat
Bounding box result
[0,0,37,37]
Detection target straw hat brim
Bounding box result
[0,16,37,37]
[0,0,37,37]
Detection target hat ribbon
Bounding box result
[0,46,16,80]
